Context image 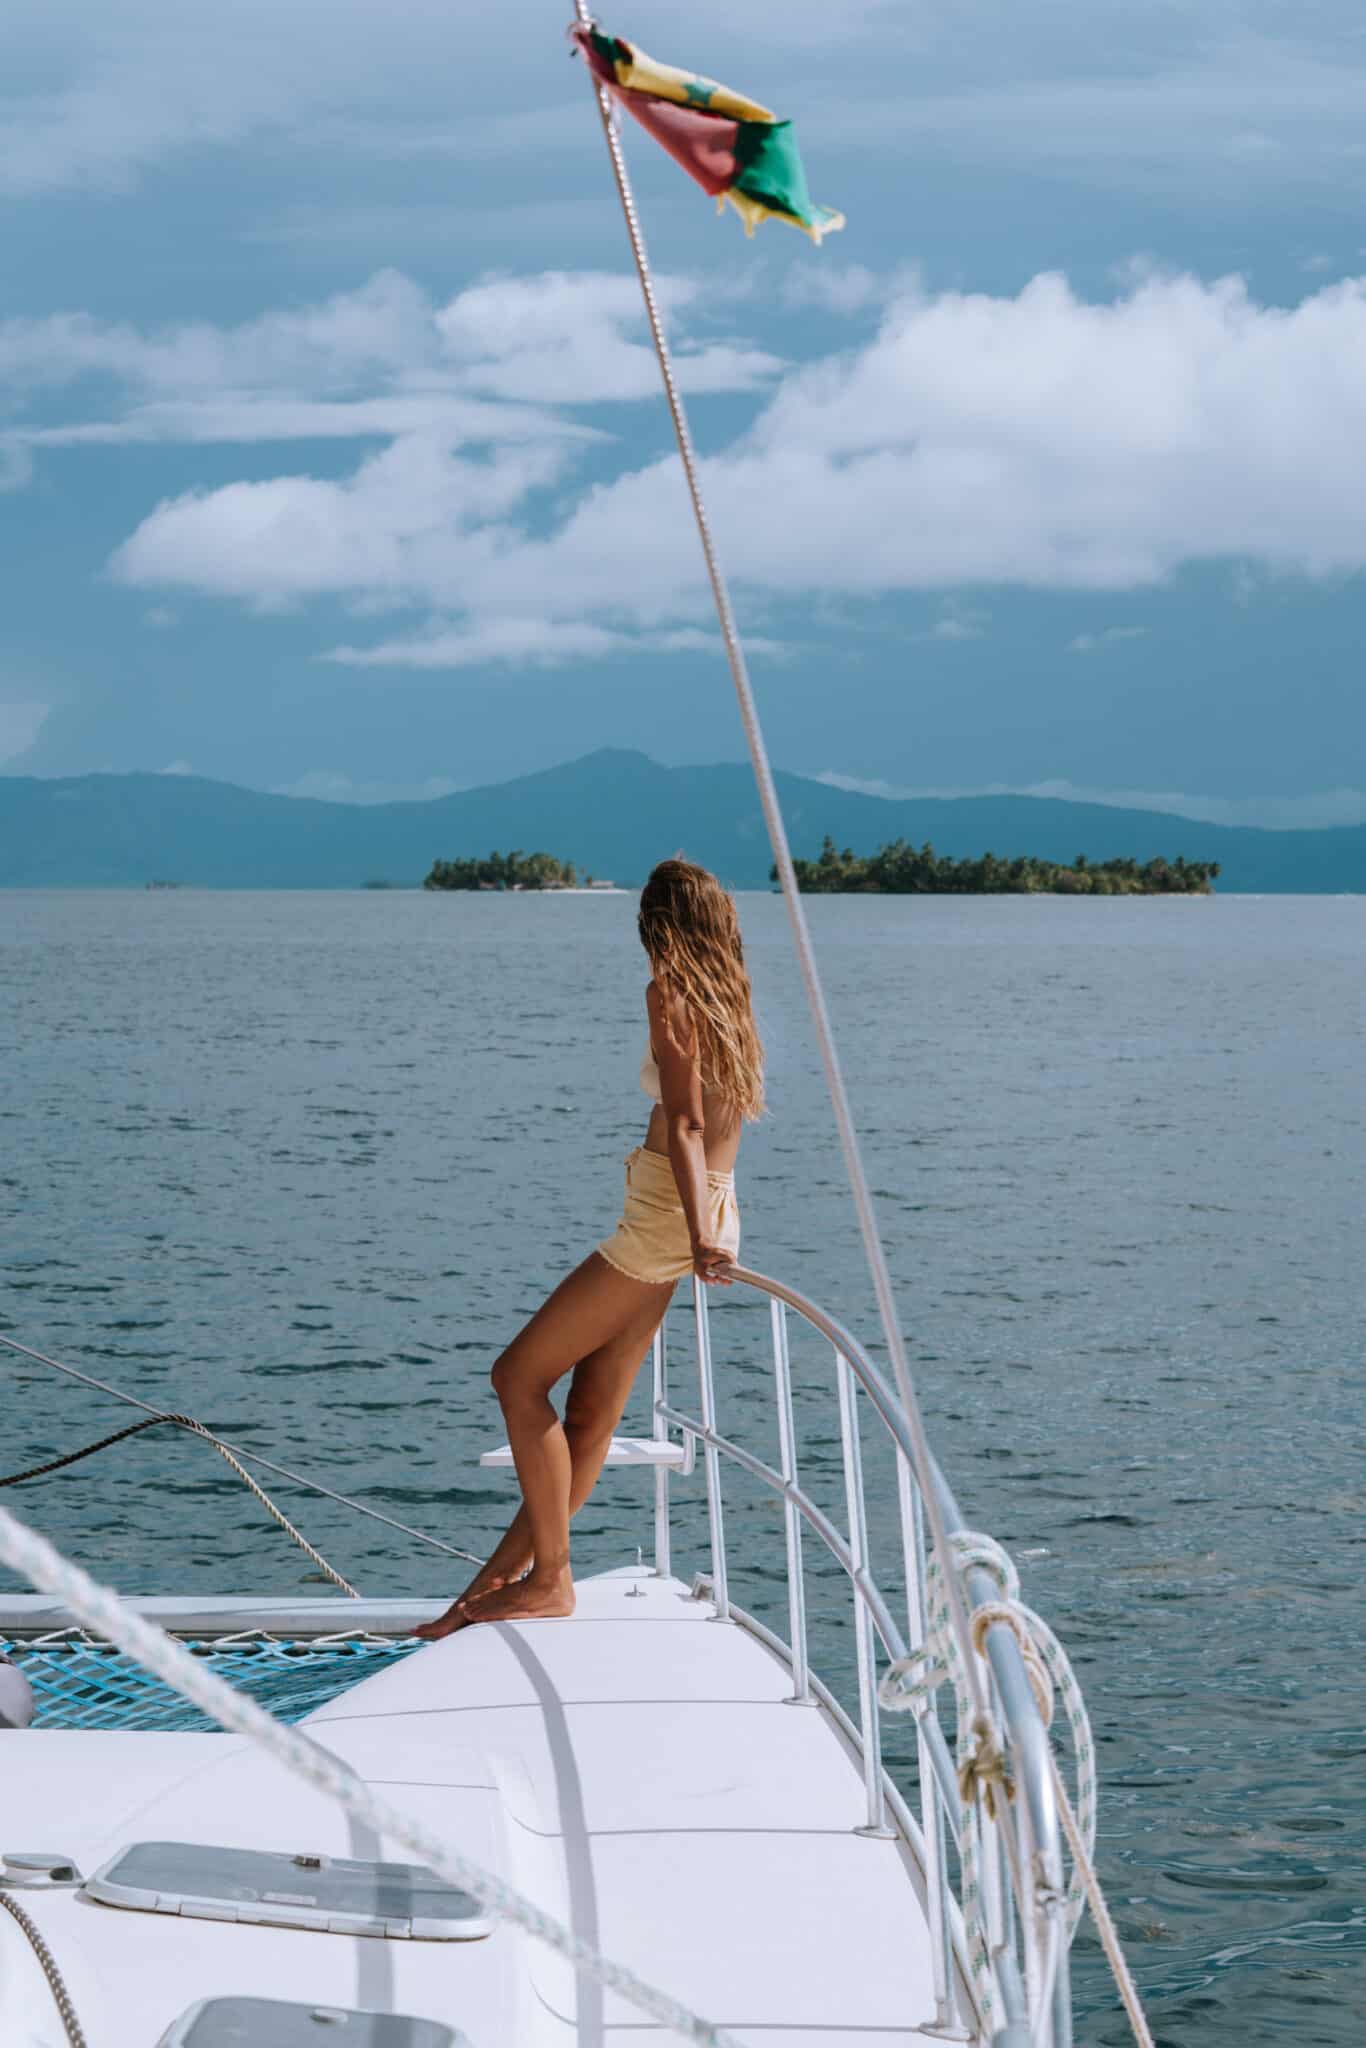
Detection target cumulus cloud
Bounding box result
[111,436,567,611]
[108,266,1366,645]
[0,701,49,767]
[434,273,781,404]
[0,270,431,398]
[1,266,777,486]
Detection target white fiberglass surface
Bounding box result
[0,1569,945,2048]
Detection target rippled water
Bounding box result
[2,887,1363,2041]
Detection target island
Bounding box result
[424,850,594,891]
[776,839,1220,895]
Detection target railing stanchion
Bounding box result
[657,1265,1072,2043]
[897,1449,969,2038]
[692,1278,729,1621]
[770,1299,813,1705]
[651,1321,671,1580]
[836,1347,893,1837]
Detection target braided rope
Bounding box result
[0,1890,88,2048]
[0,1331,483,1568]
[0,1498,740,2048]
[1050,1756,1156,2048]
[0,1413,195,1487]
[0,1412,359,1600]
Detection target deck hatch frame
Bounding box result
[85,1840,493,1940]
[158,1995,469,2047]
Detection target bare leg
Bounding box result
[423,1319,662,1620]
[415,1255,670,1637]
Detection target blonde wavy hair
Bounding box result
[638,858,765,1121]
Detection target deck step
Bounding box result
[478,1436,686,1470]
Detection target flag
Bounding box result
[573,26,844,244]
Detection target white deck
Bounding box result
[0,1568,957,2046]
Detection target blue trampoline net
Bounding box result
[1,1630,421,1731]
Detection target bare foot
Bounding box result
[414,1566,525,1641]
[463,1572,576,1625]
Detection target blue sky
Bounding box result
[4,0,1366,826]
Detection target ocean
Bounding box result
[2,885,1363,2042]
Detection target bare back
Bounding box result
[641,981,742,1172]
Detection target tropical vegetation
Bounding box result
[423,849,582,891]
[778,839,1219,894]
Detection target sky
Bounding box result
[4,0,1366,826]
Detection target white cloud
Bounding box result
[833,40,1366,191]
[320,619,786,670]
[0,271,433,398]
[327,619,654,671]
[109,437,571,612]
[144,607,177,629]
[158,759,194,775]
[1068,625,1148,653]
[0,701,49,767]
[7,3,1364,205]
[813,770,1366,831]
[14,393,594,456]
[111,264,1366,644]
[1,267,776,491]
[0,0,884,195]
[434,272,781,404]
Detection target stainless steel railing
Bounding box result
[645,1264,1072,2048]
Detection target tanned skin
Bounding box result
[414,982,739,1636]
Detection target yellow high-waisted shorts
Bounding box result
[596,1146,740,1285]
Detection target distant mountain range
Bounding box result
[1,748,1361,891]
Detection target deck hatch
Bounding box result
[158,1997,469,2047]
[86,1841,492,1940]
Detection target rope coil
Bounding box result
[878,1529,1153,2047]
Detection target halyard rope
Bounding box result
[567,3,990,1739]
[0,1891,87,2048]
[0,1330,483,1567]
[0,1412,360,1599]
[878,1529,1153,2047]
[0,1498,741,2048]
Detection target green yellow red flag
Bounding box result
[573,25,844,244]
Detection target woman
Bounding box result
[416,858,764,1636]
